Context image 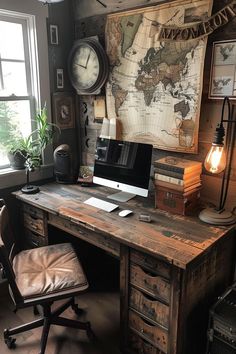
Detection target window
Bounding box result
[0,10,39,169]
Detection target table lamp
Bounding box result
[21,165,40,194]
[199,96,236,225]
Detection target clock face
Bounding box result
[68,38,109,95]
[72,45,99,90]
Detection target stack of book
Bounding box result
[154,156,202,215]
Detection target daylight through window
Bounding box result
[0,10,39,169]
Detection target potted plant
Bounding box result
[0,121,27,170]
[0,102,26,169]
[5,136,27,170]
[20,104,60,193]
[2,104,59,170]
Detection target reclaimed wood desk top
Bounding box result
[13,182,235,270]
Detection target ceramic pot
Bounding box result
[7,151,26,170]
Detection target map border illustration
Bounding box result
[105,0,213,153]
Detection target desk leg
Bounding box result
[120,245,129,352]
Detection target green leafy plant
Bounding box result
[1,104,60,170]
[34,104,60,151]
[25,104,60,171]
[20,135,41,171]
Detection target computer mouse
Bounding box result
[118,209,133,217]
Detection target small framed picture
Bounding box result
[56,69,64,89]
[209,39,236,99]
[52,92,75,130]
[50,24,59,45]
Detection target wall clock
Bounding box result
[68,37,109,95]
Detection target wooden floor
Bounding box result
[0,281,120,354]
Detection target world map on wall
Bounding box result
[105,0,212,153]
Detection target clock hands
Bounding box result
[75,63,86,69]
[75,50,91,69]
[85,51,91,68]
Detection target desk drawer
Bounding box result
[23,213,46,236]
[130,250,170,279]
[24,229,48,249]
[48,214,120,257]
[130,287,169,328]
[23,204,47,236]
[128,330,164,354]
[130,264,170,303]
[129,310,168,353]
[23,203,45,219]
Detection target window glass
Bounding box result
[0,100,31,137]
[1,62,27,96]
[0,21,24,60]
[0,100,32,166]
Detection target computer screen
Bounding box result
[93,137,153,202]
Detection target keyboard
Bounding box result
[84,197,119,212]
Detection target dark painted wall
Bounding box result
[48,0,80,177]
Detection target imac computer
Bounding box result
[93,137,153,202]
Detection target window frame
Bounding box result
[0,10,40,169]
[0,5,53,188]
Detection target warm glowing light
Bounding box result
[204,144,226,174]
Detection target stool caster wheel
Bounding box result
[4,336,16,349]
[4,329,16,349]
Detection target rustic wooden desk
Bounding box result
[13,182,236,354]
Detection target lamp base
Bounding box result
[21,185,40,194]
[199,207,236,225]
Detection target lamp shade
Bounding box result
[199,96,236,226]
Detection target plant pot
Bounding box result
[7,151,26,170]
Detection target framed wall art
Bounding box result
[56,69,64,89]
[49,24,59,45]
[209,39,236,99]
[52,92,75,129]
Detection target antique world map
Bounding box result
[105,0,212,153]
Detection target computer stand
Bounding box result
[107,191,136,202]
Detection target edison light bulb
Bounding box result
[204,144,226,174]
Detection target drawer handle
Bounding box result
[31,240,39,247]
[142,318,155,327]
[142,292,156,302]
[137,265,157,277]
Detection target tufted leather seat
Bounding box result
[13,243,88,299]
[0,200,93,354]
